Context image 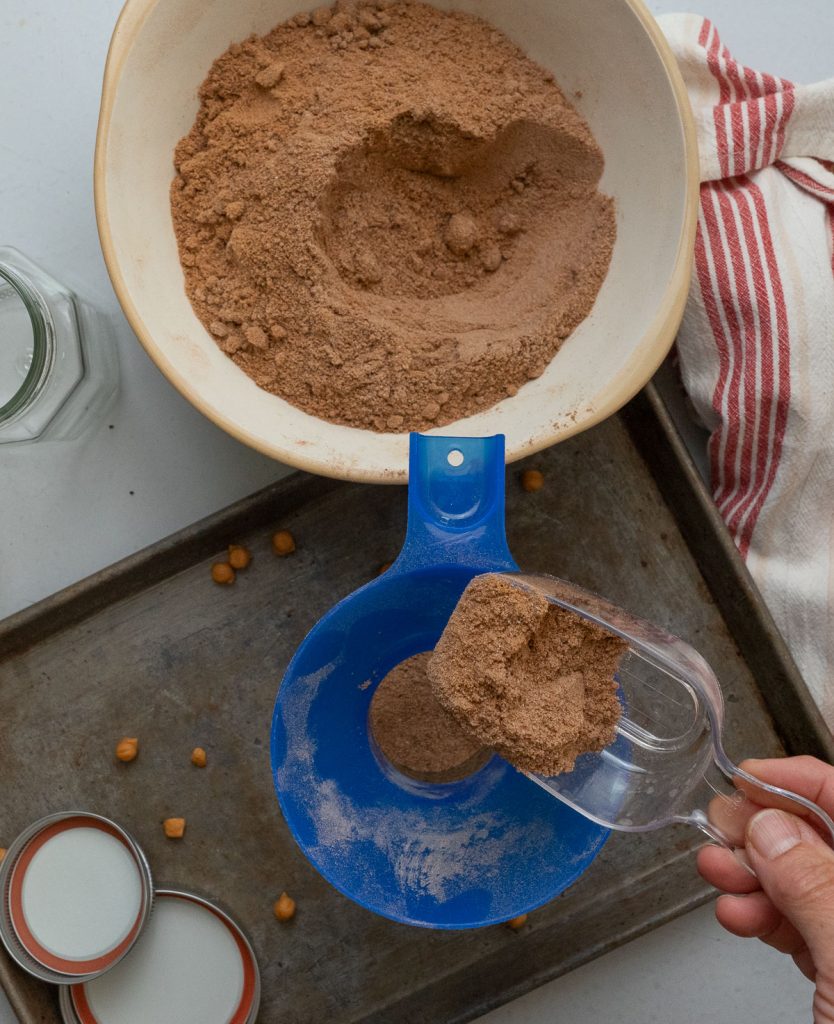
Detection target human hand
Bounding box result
[697,756,834,1022]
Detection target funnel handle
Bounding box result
[395,434,518,573]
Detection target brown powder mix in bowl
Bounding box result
[171,1,615,432]
[428,574,626,775]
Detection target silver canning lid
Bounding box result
[0,811,153,986]
[59,888,261,1024]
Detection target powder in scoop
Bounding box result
[428,575,626,775]
[171,1,615,433]
[369,652,490,782]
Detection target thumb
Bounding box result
[747,808,834,973]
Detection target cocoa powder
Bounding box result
[369,652,490,782]
[171,1,615,432]
[428,574,626,775]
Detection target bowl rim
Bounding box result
[94,0,699,483]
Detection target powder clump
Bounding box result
[171,1,616,433]
[369,652,490,782]
[428,574,626,776]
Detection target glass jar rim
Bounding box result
[0,261,51,422]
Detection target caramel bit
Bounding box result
[507,914,528,931]
[0,848,7,864]
[272,529,296,556]
[228,544,252,570]
[520,468,544,492]
[273,891,296,921]
[116,737,139,763]
[191,747,207,768]
[211,562,236,585]
[376,560,393,576]
[163,817,186,839]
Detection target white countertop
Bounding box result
[1,2,830,1021]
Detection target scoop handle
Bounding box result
[685,808,739,849]
[393,433,518,574]
[725,758,834,845]
[681,755,834,865]
[684,668,834,852]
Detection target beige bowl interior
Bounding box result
[96,0,697,483]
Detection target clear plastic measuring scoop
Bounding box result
[505,574,834,852]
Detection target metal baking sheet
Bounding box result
[1,405,827,1024]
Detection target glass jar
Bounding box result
[0,248,118,444]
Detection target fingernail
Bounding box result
[731,848,756,878]
[717,893,747,906]
[747,809,802,860]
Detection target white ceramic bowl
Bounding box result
[96,0,697,483]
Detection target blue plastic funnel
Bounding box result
[270,434,609,929]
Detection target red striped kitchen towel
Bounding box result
[658,15,834,728]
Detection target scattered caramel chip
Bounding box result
[191,747,207,768]
[228,545,252,570]
[273,892,296,921]
[272,530,296,556]
[163,818,186,839]
[520,469,544,492]
[211,562,236,585]
[116,737,139,763]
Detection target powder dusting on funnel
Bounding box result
[276,664,551,914]
[428,574,627,775]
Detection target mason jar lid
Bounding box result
[58,889,261,1024]
[0,812,153,985]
